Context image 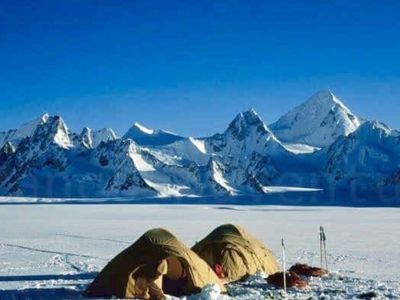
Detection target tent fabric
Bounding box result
[191,224,280,282]
[125,265,165,300]
[84,228,226,298]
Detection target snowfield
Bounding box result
[1,203,399,299]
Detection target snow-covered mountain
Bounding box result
[270,91,361,147]
[73,127,117,149]
[0,115,72,195]
[123,122,184,146]
[204,109,287,192]
[0,114,49,148]
[324,120,400,191]
[0,91,399,203]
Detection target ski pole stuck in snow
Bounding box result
[320,226,323,269]
[281,238,287,298]
[320,226,328,271]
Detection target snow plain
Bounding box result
[0,203,399,299]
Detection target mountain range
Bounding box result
[1,91,399,205]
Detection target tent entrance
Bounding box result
[162,256,189,296]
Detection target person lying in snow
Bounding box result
[127,259,168,300]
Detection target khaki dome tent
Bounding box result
[84,228,226,298]
[192,224,280,282]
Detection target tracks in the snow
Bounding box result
[0,243,105,260]
[55,233,130,245]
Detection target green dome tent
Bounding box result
[84,228,226,298]
[192,224,280,282]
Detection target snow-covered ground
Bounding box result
[0,204,399,299]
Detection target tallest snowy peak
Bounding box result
[270,91,361,147]
[306,90,349,111]
[308,90,336,101]
[308,90,335,105]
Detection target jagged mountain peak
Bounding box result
[80,127,116,136]
[0,113,51,148]
[204,108,286,161]
[230,108,264,126]
[226,108,275,139]
[0,141,15,155]
[35,115,73,149]
[351,120,399,141]
[44,115,67,128]
[79,128,91,149]
[41,113,50,122]
[242,108,260,119]
[19,113,50,130]
[10,114,70,146]
[81,127,91,135]
[20,113,50,134]
[325,118,400,188]
[270,90,361,147]
[359,120,392,133]
[98,127,117,136]
[78,127,117,149]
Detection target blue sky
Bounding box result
[0,0,399,136]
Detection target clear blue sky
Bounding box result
[0,0,399,137]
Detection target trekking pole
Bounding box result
[281,238,287,298]
[321,226,328,271]
[319,226,323,269]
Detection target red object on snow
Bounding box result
[289,263,328,277]
[267,271,309,289]
[213,263,225,279]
